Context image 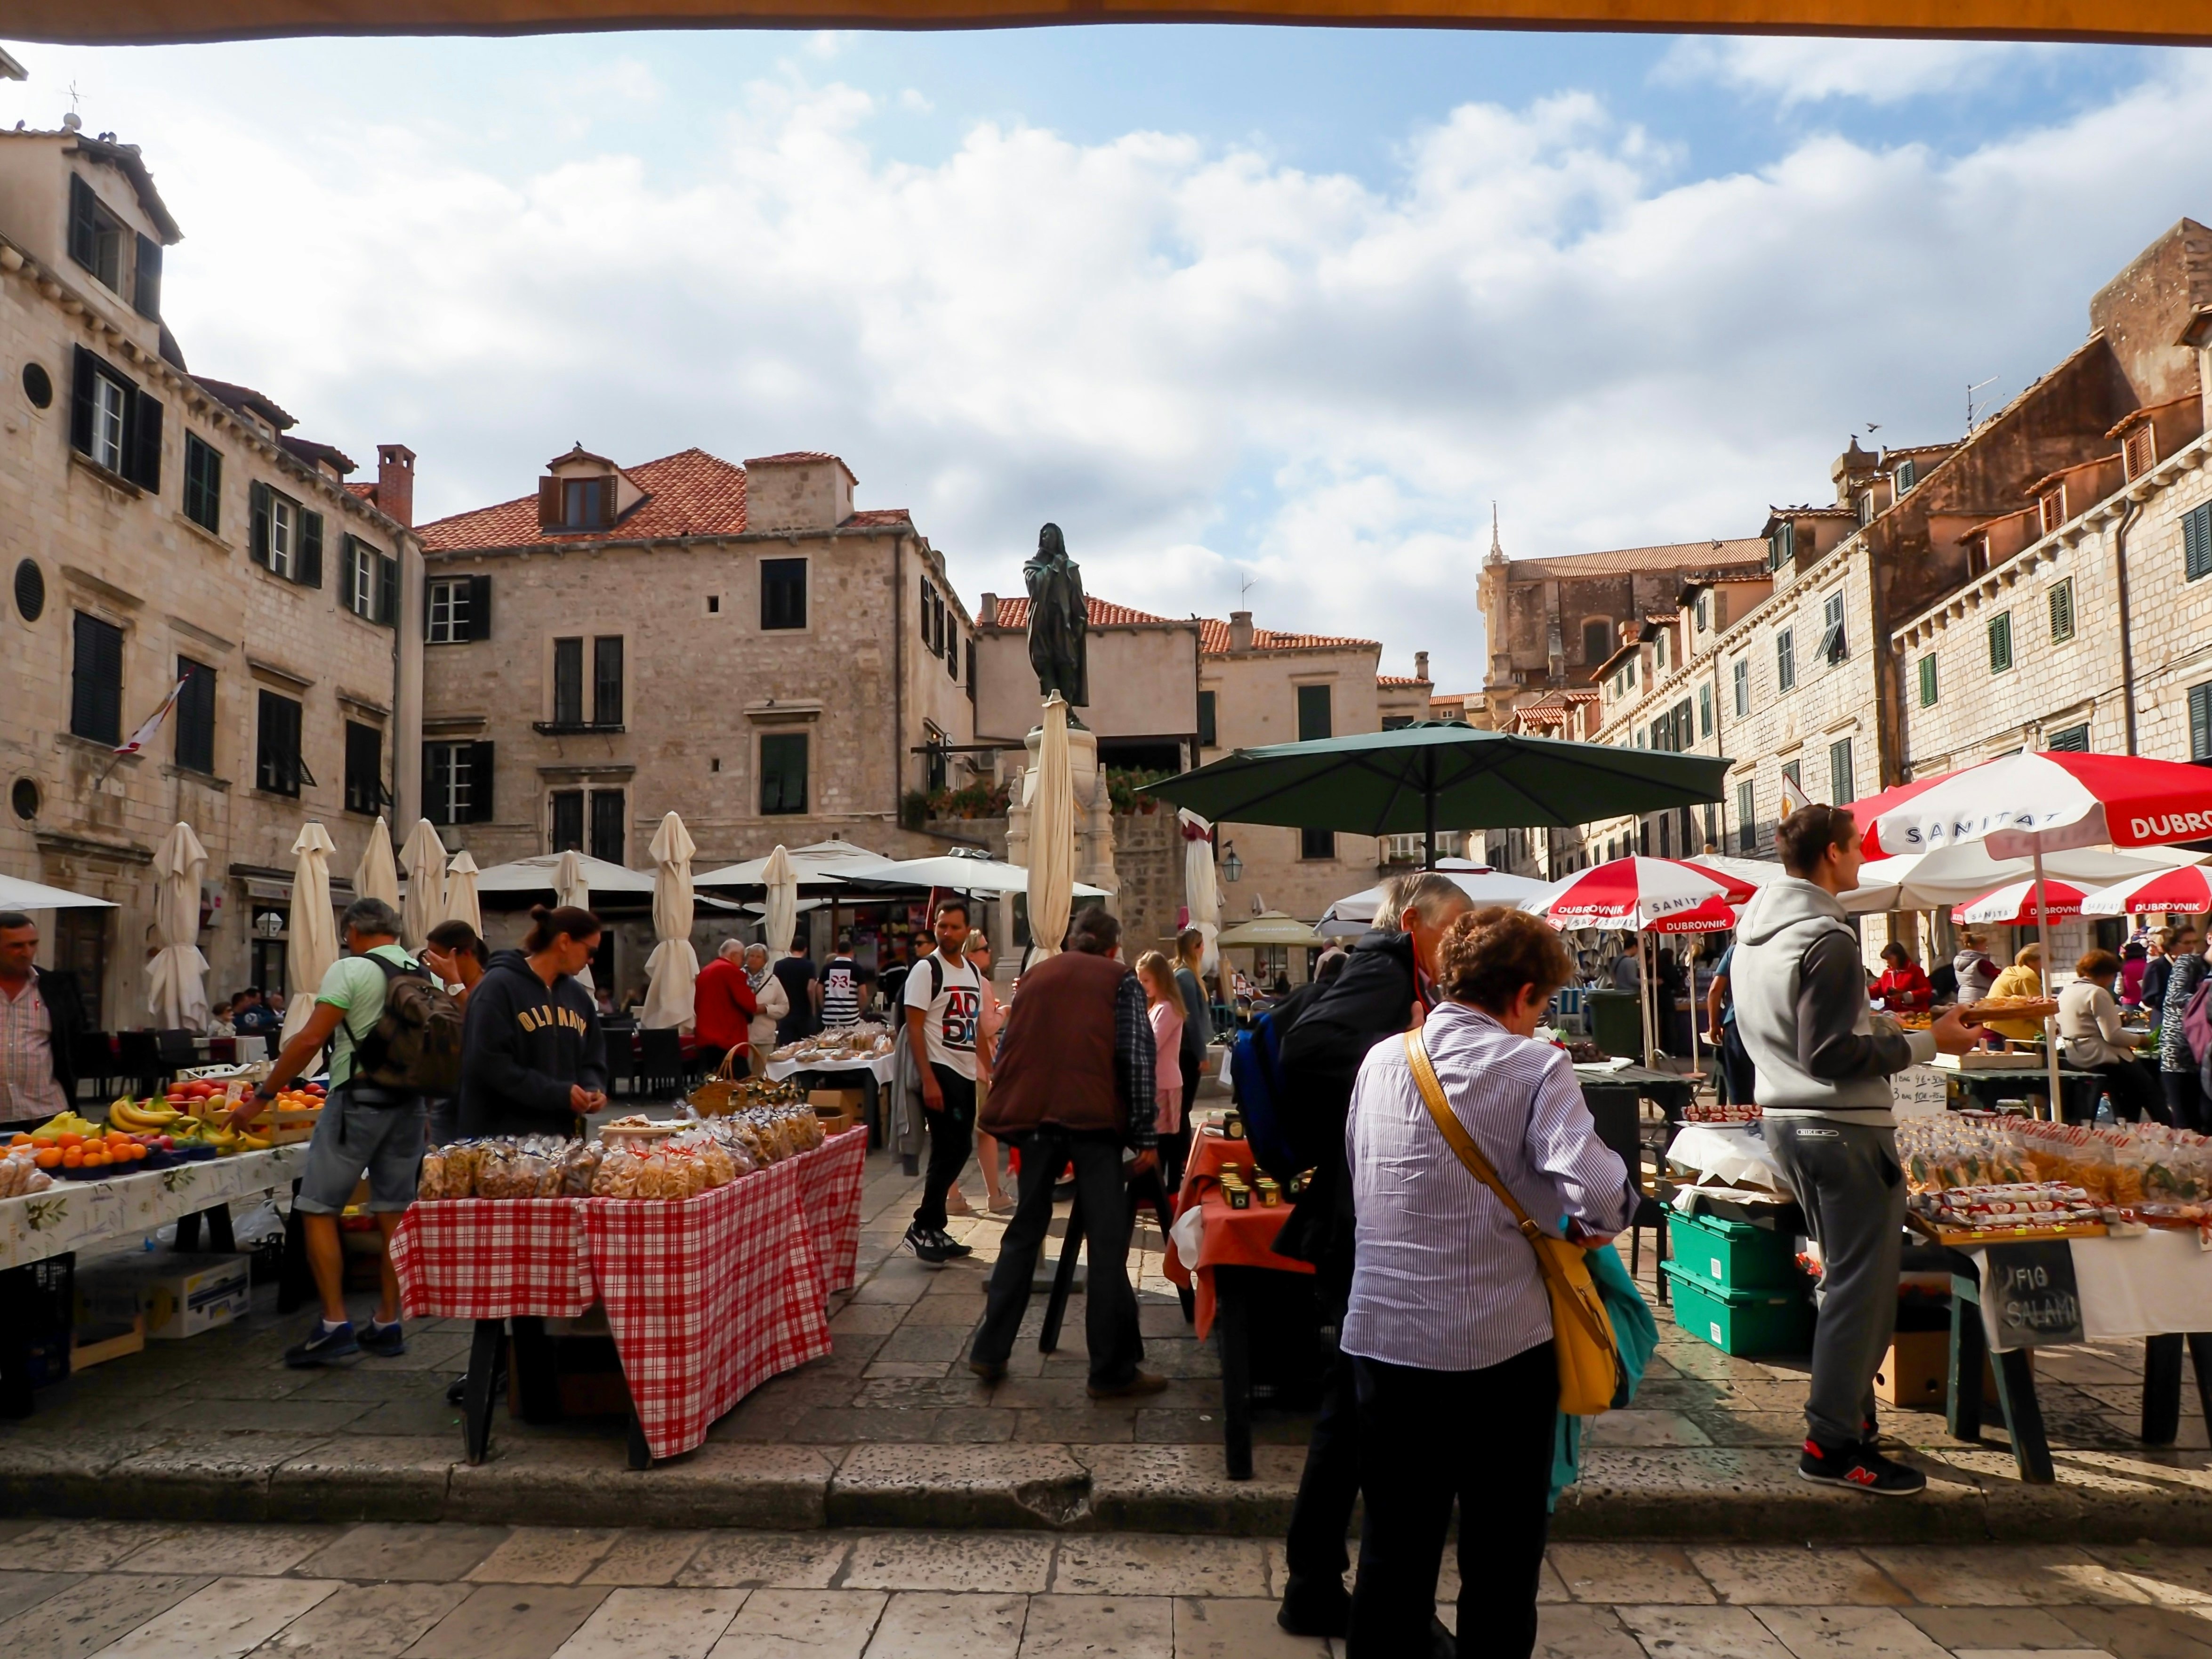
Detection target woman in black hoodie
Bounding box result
[458,905,609,1138]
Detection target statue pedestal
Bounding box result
[1005,722,1118,926]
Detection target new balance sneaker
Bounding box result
[1798,1438,1927,1495]
[904,1223,950,1264]
[285,1321,361,1369]
[360,1320,407,1358]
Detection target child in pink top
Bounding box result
[1136,951,1185,1137]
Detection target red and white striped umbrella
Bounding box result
[1521,856,1733,933]
[1863,750,2212,860]
[2080,863,2212,917]
[1672,857,1764,903]
[1950,878,2088,927]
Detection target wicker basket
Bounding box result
[688,1048,748,1117]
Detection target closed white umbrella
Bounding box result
[1180,809,1221,977]
[442,849,482,936]
[642,812,699,1029]
[399,819,447,950]
[762,845,799,955]
[281,821,339,1048]
[146,821,210,1032]
[354,816,401,911]
[1026,693,1076,961]
[554,848,594,994]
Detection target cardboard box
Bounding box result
[80,1252,251,1340]
[71,1313,145,1370]
[809,1090,865,1137]
[1874,1330,1947,1410]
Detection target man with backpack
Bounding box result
[902,899,985,1264]
[1272,871,1470,1643]
[231,896,461,1368]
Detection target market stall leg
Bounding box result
[1216,1265,1255,1481]
[0,1263,40,1419]
[462,1319,503,1465]
[1947,1264,2053,1483]
[277,1181,315,1315]
[510,1317,563,1423]
[626,1411,652,1471]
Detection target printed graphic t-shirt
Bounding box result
[903,953,982,1080]
[820,957,866,1028]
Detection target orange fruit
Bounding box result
[8,1134,27,1148]
[57,1133,82,1150]
[33,1148,61,1169]
[61,1148,82,1167]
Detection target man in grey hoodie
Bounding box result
[1733,805,1979,1496]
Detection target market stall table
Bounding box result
[763,1051,896,1146]
[1161,1128,1317,1480]
[1943,1227,2212,1483]
[0,1144,312,1415]
[390,1127,866,1468]
[1932,1058,2106,1121]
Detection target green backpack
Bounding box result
[353,955,466,1095]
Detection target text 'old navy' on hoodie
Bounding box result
[457,949,608,1139]
[1731,877,1935,1126]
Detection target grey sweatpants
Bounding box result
[1765,1116,1906,1450]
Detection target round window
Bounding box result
[13,559,44,622]
[10,779,37,821]
[20,362,52,409]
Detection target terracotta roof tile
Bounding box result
[989,596,1175,629]
[746,451,842,466]
[1376,674,1431,687]
[842,508,911,528]
[419,448,748,552]
[1490,538,1768,580]
[1197,618,1380,653]
[345,482,376,500]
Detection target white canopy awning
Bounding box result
[471,852,658,895]
[0,873,116,910]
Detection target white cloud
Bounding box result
[5,46,2208,694]
[1655,36,2065,105]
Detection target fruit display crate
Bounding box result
[1661,1261,1816,1357]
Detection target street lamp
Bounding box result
[1221,843,1242,884]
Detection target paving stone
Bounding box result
[1583,1411,1715,1448]
[1688,1548,1912,1606]
[0,1520,177,1571]
[1171,1596,1331,1657]
[2083,1548,2212,1606]
[1016,1408,1137,1444]
[832,1445,1093,1530]
[120,1432,334,1522]
[1015,1593,1173,1657]
[672,1533,852,1589]
[550,1587,746,1658]
[1866,1547,2155,1607]
[580,1531,714,1587]
[901,1296,989,1328]
[1901,1607,2109,1650]
[829,1305,907,1336]
[873,1326,977,1363]
[269,1435,456,1523]
[1550,1545,1717,1605]
[707,1588,887,1658]
[119,1523,340,1576]
[1052,1535,1269,1599]
[1,1570,208,1659]
[2045,1604,2212,1659]
[0,1568,82,1620]
[1076,1445,1303,1537]
[344,1398,475,1437]
[793,1407,942,1444]
[1752,1606,1957,1658]
[297,1522,510,1582]
[861,1591,1027,1658]
[1616,1604,1798,1658]
[839,1531,1055,1594]
[250,1581,477,1659]
[929,1407,1019,1442]
[865,1362,954,1380]
[147,1398,374,1435]
[93,1573,341,1658]
[1948,1650,2115,1658]
[467,1528,623,1585]
[400,1582,609,1657]
[1533,1603,1648,1658]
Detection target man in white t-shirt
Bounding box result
[902,898,983,1264]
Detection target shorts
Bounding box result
[295,1084,427,1214]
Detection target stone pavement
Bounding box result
[9,1518,2212,1658]
[5,1146,2212,1539]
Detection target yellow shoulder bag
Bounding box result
[1402,1031,1623,1416]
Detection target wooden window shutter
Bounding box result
[469,741,497,822]
[378,552,399,627]
[133,234,162,321]
[70,345,98,456]
[249,482,272,566]
[600,478,618,527]
[468,574,493,640]
[127,389,162,492]
[539,478,560,530]
[68,175,101,270]
[298,511,324,588]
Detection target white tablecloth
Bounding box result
[0,1146,311,1270]
[764,1052,896,1086]
[1665,1121,1789,1193]
[1969,1227,2212,1345]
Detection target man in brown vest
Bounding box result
[967,906,1166,1398]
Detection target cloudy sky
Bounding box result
[6,29,2209,689]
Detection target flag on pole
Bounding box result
[1778,770,1811,816]
[116,675,191,757]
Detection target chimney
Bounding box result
[376,444,416,527]
[1414,650,1430,682]
[1228,610,1255,652]
[980,592,997,629]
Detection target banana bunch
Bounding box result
[108,1099,182,1133]
[39,1110,102,1138]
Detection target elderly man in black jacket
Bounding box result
[0,912,83,1123]
[1274,872,1470,1643]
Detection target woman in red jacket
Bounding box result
[1871,942,1932,1013]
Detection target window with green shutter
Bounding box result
[1775,628,1796,693]
[1829,738,1855,805]
[2188,680,2211,761]
[2185,503,2212,582]
[183,434,221,533]
[1736,780,1755,853]
[761,733,808,815]
[1988,612,2013,674]
[1296,683,1333,741]
[1918,653,1939,707]
[70,612,124,745]
[1732,658,1749,718]
[2045,723,2090,752]
[2048,578,2075,642]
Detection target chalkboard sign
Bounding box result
[1985,1241,2083,1350]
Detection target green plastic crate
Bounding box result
[1666,1209,1799,1293]
[1662,1262,1814,1356]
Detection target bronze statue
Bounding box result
[1023,522,1089,709]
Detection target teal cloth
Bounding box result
[1548,1243,1659,1512]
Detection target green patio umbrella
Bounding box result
[1142,721,1731,868]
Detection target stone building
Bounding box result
[415,447,976,897]
[0,125,423,1027]
[971,595,1201,775]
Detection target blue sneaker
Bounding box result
[359,1320,407,1358]
[285,1321,361,1368]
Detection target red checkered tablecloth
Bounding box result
[390,1196,595,1320]
[389,1132,868,1461]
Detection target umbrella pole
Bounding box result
[1687,941,1702,1081]
[2034,849,2062,1122]
[1424,752,1438,870]
[1638,930,1655,1064]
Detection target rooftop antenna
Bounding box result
[1238,570,1257,608]
[1965,377,1997,434]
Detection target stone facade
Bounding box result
[972,596,1200,774]
[0,127,422,1028]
